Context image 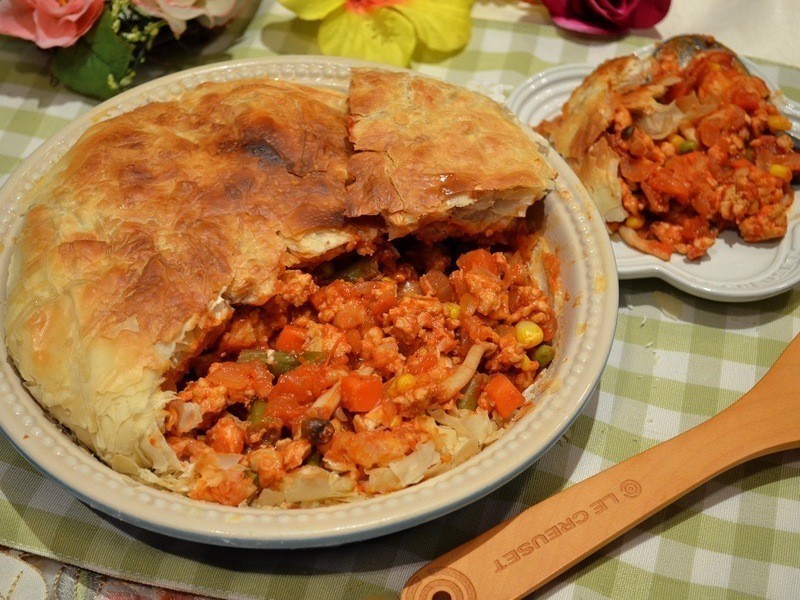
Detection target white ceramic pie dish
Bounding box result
[0,56,618,548]
[507,52,800,303]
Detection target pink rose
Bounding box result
[132,0,246,36]
[540,0,671,35]
[0,0,104,48]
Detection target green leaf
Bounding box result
[51,8,135,100]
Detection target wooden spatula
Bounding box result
[402,334,800,600]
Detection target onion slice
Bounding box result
[438,344,488,400]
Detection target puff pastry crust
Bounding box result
[4,70,554,491]
[346,68,555,238]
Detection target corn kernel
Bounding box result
[668,133,685,149]
[769,163,792,182]
[393,373,417,393]
[515,320,544,349]
[624,215,645,230]
[767,114,792,131]
[443,302,461,320]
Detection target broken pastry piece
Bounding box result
[537,38,800,260]
[347,68,555,239]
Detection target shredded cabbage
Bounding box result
[428,426,481,475]
[389,441,440,486]
[432,408,499,445]
[364,467,401,494]
[254,465,357,506]
[366,441,441,494]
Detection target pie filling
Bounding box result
[538,47,800,261]
[165,225,559,507]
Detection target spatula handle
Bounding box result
[401,367,800,600]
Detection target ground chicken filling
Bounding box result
[165,232,559,507]
[546,49,800,260]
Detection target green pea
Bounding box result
[534,344,555,367]
[677,139,698,154]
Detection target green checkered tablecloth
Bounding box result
[2,2,800,599]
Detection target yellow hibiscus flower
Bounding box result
[279,0,475,67]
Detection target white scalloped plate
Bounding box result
[507,55,800,303]
[0,57,618,548]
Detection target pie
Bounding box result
[5,69,559,506]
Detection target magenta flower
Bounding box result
[541,0,671,35]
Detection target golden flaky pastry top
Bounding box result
[346,68,555,238]
[4,70,554,490]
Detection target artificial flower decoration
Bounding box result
[0,0,105,48]
[0,0,246,99]
[540,0,671,35]
[132,0,245,36]
[279,0,475,67]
